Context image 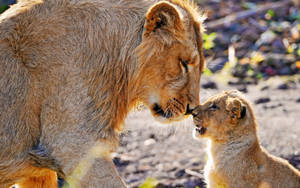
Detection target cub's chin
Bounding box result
[193,126,207,139]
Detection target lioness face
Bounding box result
[136,1,205,123]
[192,91,248,141]
[143,42,201,123]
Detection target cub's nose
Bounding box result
[191,105,202,117]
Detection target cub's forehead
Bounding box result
[204,95,224,104]
[204,92,232,103]
[206,90,245,103]
[222,90,246,100]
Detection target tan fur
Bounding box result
[0,0,205,187]
[17,170,57,188]
[192,90,300,188]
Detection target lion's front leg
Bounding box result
[60,141,126,188]
[39,134,127,188]
[37,77,127,188]
[65,157,126,188]
[38,127,127,188]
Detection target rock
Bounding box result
[286,154,300,170]
[260,86,269,91]
[243,28,260,42]
[155,183,172,188]
[255,30,276,47]
[167,167,178,172]
[191,162,201,166]
[271,38,285,52]
[228,79,245,85]
[183,179,206,188]
[133,169,146,174]
[263,103,282,109]
[264,67,277,76]
[277,83,289,90]
[144,138,156,146]
[149,133,156,139]
[113,157,130,167]
[127,178,140,184]
[175,169,186,178]
[279,66,293,75]
[215,33,231,48]
[207,57,228,72]
[255,97,271,104]
[1,0,16,5]
[125,164,136,172]
[228,78,256,86]
[201,81,218,89]
[58,178,65,187]
[179,159,190,165]
[279,21,292,31]
[291,25,299,40]
[270,21,291,33]
[231,64,250,78]
[230,34,241,43]
[237,85,248,93]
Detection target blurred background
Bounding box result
[0,0,15,13]
[1,0,299,188]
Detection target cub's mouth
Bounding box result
[195,125,207,135]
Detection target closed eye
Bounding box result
[179,58,189,73]
[208,103,218,111]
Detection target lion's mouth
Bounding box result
[195,126,207,135]
[152,103,172,118]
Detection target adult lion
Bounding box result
[0,0,205,187]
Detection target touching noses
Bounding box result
[186,96,199,115]
[191,105,202,117]
[185,104,193,115]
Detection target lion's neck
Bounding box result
[85,1,155,139]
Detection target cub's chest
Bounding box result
[204,159,229,188]
[206,169,228,188]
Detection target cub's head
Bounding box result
[136,0,205,123]
[192,90,256,142]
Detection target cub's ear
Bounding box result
[226,98,246,123]
[144,1,183,35]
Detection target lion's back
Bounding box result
[0,0,71,167]
[0,0,149,158]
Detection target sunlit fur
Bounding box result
[0,0,205,187]
[193,90,300,188]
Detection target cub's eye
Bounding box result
[179,59,189,72]
[208,103,218,111]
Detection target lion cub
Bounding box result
[192,90,300,188]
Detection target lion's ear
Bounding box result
[226,98,246,123]
[144,1,183,34]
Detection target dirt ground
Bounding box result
[115,75,300,188]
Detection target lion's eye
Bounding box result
[208,103,218,111]
[180,59,189,72]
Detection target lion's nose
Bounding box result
[185,104,194,115]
